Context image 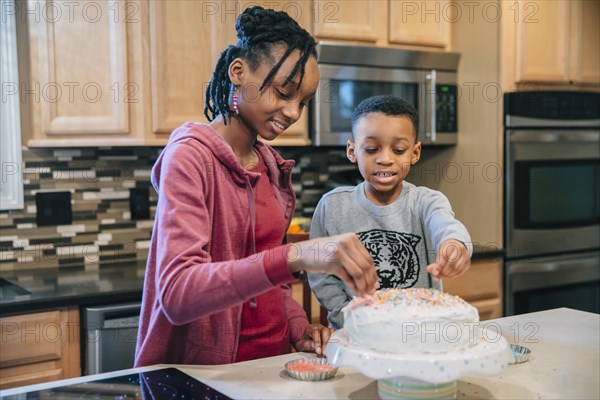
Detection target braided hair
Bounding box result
[204,6,317,124]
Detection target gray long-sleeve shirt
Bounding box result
[307,181,472,329]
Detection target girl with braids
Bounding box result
[135,6,378,367]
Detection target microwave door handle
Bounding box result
[425,70,437,143]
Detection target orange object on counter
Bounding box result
[287,225,305,234]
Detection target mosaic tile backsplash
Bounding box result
[0,146,358,271]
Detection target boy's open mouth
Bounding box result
[373,171,397,184]
[374,171,396,178]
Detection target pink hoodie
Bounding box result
[134,123,309,367]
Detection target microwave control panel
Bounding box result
[436,84,457,132]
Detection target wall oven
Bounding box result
[311,42,460,146]
[504,91,600,315]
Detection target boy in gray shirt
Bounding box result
[308,95,472,329]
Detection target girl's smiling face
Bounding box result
[347,113,421,206]
[229,46,319,141]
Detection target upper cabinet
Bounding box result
[576,0,600,84]
[389,0,450,48]
[504,0,600,86]
[146,0,235,145]
[21,0,313,147]
[24,0,148,146]
[148,0,312,145]
[312,0,385,43]
[312,0,450,49]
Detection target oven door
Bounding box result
[312,64,457,146]
[505,250,600,315]
[505,130,600,258]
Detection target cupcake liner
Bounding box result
[509,344,531,364]
[285,357,339,381]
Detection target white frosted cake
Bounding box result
[342,288,480,354]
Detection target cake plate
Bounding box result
[325,328,512,400]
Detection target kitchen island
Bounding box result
[1,308,598,399]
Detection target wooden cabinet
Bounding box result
[312,0,385,43]
[21,0,312,147]
[389,0,450,48]
[312,0,450,49]
[147,0,312,146]
[146,0,235,144]
[0,308,80,390]
[444,258,503,321]
[504,0,600,85]
[24,0,148,146]
[575,0,600,84]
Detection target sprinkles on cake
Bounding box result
[350,288,467,308]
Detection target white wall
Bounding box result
[407,2,503,249]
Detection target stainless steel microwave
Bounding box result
[310,42,461,146]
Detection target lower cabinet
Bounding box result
[0,307,81,390]
[444,258,503,321]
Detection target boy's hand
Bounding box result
[287,233,379,296]
[293,323,334,356]
[426,239,470,279]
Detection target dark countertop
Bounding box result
[0,244,504,317]
[0,260,146,316]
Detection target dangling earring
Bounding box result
[232,87,240,115]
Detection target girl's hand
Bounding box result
[287,233,379,296]
[293,323,334,356]
[426,239,471,279]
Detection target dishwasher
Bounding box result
[82,301,141,375]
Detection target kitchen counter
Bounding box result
[0,260,146,316]
[0,240,502,317]
[2,308,598,399]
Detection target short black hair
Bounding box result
[351,95,419,140]
[204,6,317,124]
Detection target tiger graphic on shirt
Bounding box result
[357,229,422,288]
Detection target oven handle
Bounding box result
[509,130,599,143]
[425,70,436,143]
[509,255,600,292]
